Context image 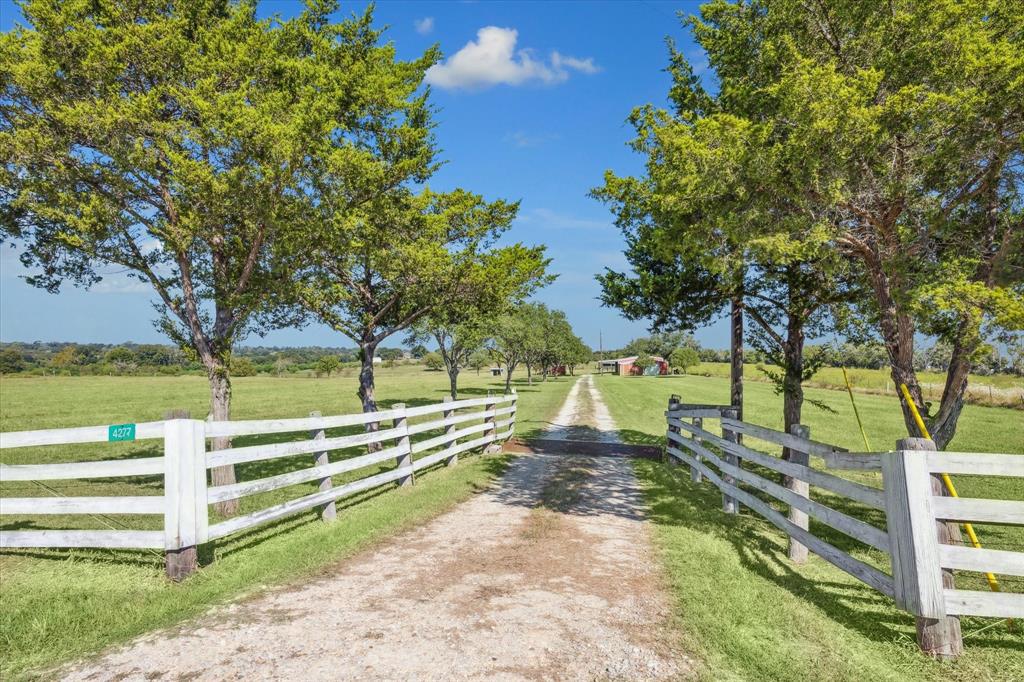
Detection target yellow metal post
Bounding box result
[842,367,871,451]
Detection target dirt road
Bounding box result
[62,376,690,681]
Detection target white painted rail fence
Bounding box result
[0,392,516,579]
[664,395,1023,659]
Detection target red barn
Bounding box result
[601,355,668,376]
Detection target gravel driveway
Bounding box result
[61,377,691,681]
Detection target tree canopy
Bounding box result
[0,0,443,509]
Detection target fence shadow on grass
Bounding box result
[637,459,916,645]
[638,458,1024,652]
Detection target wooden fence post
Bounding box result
[691,416,704,483]
[721,408,740,514]
[882,438,962,659]
[508,388,517,437]
[667,395,680,466]
[309,411,336,521]
[392,403,412,486]
[483,392,499,453]
[163,418,207,581]
[443,398,458,467]
[787,424,811,563]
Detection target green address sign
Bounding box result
[107,423,136,442]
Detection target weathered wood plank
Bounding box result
[0,529,164,549]
[669,445,895,598]
[0,421,166,449]
[443,398,458,467]
[665,408,728,419]
[924,452,1024,478]
[944,589,1024,618]
[410,420,493,454]
[204,409,406,439]
[309,411,335,522]
[0,496,164,515]
[406,408,496,436]
[207,465,411,541]
[788,424,811,564]
[393,404,412,487]
[881,442,949,622]
[691,415,705,483]
[939,545,1024,576]
[676,420,886,510]
[403,394,515,418]
[931,497,1024,525]
[207,444,406,503]
[677,434,889,553]
[721,408,740,514]
[821,451,883,472]
[722,456,889,553]
[721,418,848,458]
[411,448,456,471]
[206,425,405,468]
[0,457,164,481]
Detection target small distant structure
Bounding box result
[372,356,382,365]
[490,366,504,376]
[599,355,668,376]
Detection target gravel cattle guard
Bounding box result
[61,377,691,680]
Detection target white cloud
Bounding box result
[425,26,600,90]
[551,52,600,75]
[414,17,434,35]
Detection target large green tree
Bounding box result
[297,187,523,414]
[595,33,856,438]
[0,0,434,511]
[691,0,1024,448]
[408,244,553,400]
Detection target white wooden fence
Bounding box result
[664,396,1023,659]
[0,392,516,578]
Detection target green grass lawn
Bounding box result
[594,373,1024,682]
[688,362,1023,410]
[0,367,575,679]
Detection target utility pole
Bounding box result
[598,330,604,373]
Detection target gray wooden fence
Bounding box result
[0,392,517,579]
[664,396,1023,659]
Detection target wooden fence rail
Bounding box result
[0,392,517,580]
[664,398,1023,659]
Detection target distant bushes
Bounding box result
[0,342,410,377]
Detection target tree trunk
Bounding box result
[504,363,514,393]
[526,362,532,386]
[930,328,974,449]
[358,340,382,452]
[781,320,805,467]
[208,366,239,516]
[448,366,459,401]
[730,294,744,419]
[868,261,932,441]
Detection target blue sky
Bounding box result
[0,0,731,351]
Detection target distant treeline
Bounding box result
[598,332,1023,377]
[0,342,410,377]
[3,335,1021,378]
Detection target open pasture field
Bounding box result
[0,368,574,679]
[689,362,1024,409]
[595,373,1023,682]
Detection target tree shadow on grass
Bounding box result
[638,459,920,646]
[647,456,1024,651]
